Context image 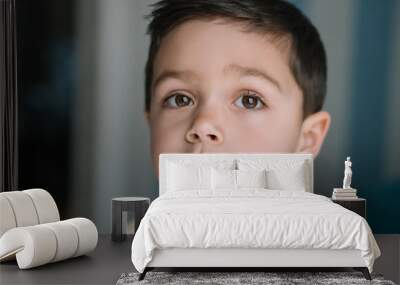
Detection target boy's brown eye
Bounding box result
[163,93,194,108]
[234,91,266,110]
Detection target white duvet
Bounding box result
[131,189,381,273]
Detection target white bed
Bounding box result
[131,153,381,281]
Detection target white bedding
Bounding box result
[131,189,381,273]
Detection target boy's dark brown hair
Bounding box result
[144,0,327,118]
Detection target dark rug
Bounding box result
[116,271,397,285]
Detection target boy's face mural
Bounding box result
[145,19,330,175]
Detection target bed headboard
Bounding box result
[159,153,313,196]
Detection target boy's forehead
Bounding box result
[152,19,296,94]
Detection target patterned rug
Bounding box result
[116,271,397,285]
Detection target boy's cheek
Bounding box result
[229,122,299,153]
[150,121,188,153]
[150,125,190,177]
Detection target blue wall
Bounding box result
[18,0,399,234]
[293,0,400,233]
[349,0,399,233]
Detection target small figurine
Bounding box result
[342,156,353,189]
[332,156,358,199]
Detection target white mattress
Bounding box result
[131,189,381,273]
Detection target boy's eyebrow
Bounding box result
[152,70,197,90]
[224,64,282,92]
[152,64,282,91]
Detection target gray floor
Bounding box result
[0,234,398,285]
[374,235,400,284]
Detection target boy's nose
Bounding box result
[185,119,223,145]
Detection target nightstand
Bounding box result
[111,197,150,242]
[331,198,366,219]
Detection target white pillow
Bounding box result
[237,159,307,191]
[211,168,237,190]
[167,162,211,191]
[211,168,268,190]
[266,165,306,191]
[236,169,268,188]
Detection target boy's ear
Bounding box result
[144,111,150,125]
[295,111,331,157]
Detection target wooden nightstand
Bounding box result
[331,198,366,219]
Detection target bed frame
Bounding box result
[139,153,372,281]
